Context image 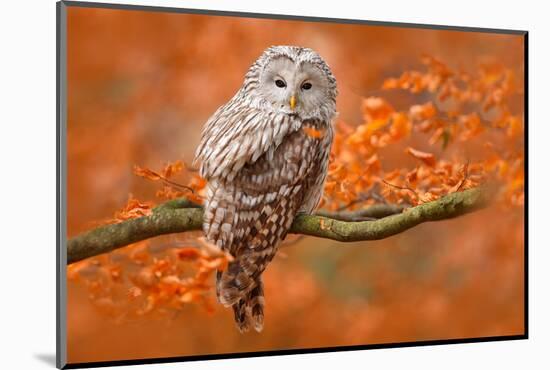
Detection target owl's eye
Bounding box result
[275,79,286,88]
[301,82,312,90]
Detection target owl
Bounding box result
[194,45,337,332]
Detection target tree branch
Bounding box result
[314,204,407,221]
[67,187,489,265]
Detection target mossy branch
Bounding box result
[67,187,489,264]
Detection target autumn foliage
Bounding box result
[66,7,524,363]
[325,55,523,209]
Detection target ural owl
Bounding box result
[194,45,337,332]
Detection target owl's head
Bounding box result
[244,46,338,121]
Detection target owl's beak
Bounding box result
[289,95,297,110]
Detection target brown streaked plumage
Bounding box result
[194,45,337,332]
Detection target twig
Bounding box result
[160,178,195,194]
[455,161,470,192]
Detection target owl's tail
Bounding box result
[232,279,265,333]
[216,268,265,333]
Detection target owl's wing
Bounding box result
[193,102,301,181]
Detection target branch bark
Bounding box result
[314,204,407,221]
[67,187,489,265]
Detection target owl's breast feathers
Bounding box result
[198,114,332,252]
[195,111,333,332]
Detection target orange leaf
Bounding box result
[127,286,142,300]
[190,175,207,191]
[161,160,184,178]
[406,147,436,167]
[366,154,381,173]
[176,247,202,261]
[409,102,437,121]
[133,165,162,181]
[324,181,337,193]
[196,236,232,260]
[507,116,523,137]
[365,119,390,133]
[406,168,418,186]
[112,194,153,223]
[389,112,411,140]
[156,186,185,200]
[362,97,394,123]
[418,192,438,203]
[382,78,399,90]
[303,126,326,139]
[449,163,469,193]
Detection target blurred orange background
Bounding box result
[66,6,524,363]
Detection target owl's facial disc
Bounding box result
[260,57,329,117]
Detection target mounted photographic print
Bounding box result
[56,1,527,368]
